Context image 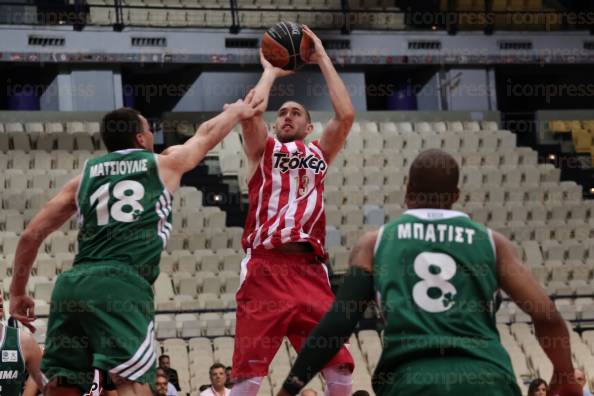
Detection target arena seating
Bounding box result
[1,114,593,395]
[85,0,406,30]
[548,119,594,162]
[81,0,563,30]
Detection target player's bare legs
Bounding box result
[110,374,153,396]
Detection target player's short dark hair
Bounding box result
[209,363,226,375]
[279,101,311,123]
[158,354,169,362]
[352,391,370,396]
[100,107,143,152]
[407,149,460,208]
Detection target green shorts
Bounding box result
[375,356,522,396]
[41,263,156,392]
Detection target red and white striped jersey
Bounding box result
[242,136,329,260]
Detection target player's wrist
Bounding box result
[316,52,331,65]
[262,68,278,80]
[9,284,27,297]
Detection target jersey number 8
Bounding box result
[89,180,145,225]
[412,252,458,313]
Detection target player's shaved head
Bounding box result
[406,149,460,209]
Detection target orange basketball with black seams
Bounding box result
[261,21,313,70]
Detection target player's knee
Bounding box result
[322,365,353,396]
[229,376,264,396]
[323,364,353,384]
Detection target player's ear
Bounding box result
[304,122,314,135]
[135,131,147,149]
[451,188,460,205]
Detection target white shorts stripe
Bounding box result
[127,327,157,380]
[110,321,155,378]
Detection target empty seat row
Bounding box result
[164,228,243,252]
[0,132,103,152]
[0,150,104,170]
[0,121,99,134]
[154,290,237,311]
[160,249,243,274]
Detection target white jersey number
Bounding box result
[89,180,145,225]
[412,252,457,313]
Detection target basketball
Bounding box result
[261,21,312,70]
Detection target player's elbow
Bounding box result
[20,227,45,246]
[338,110,355,127]
[530,301,564,326]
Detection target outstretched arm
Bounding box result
[158,98,262,193]
[10,176,80,331]
[277,231,378,396]
[241,50,294,177]
[21,331,44,391]
[493,231,581,396]
[302,26,355,164]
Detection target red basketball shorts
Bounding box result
[231,248,354,380]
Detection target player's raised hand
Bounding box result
[9,294,36,332]
[301,25,327,64]
[223,98,261,120]
[243,87,268,116]
[260,48,294,78]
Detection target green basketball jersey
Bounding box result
[75,149,172,284]
[0,326,26,396]
[372,209,516,392]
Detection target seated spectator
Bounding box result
[527,378,547,396]
[225,366,235,389]
[200,363,231,396]
[156,367,178,396]
[576,369,593,396]
[156,373,169,396]
[159,354,181,391]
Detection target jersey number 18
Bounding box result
[89,180,145,225]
